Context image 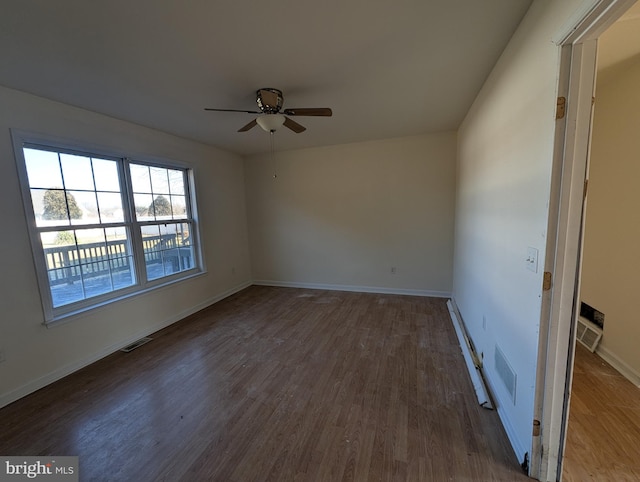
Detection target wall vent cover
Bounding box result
[576,317,602,352]
[495,345,517,404]
[120,337,153,353]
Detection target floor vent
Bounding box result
[495,345,517,404]
[120,337,153,353]
[576,317,602,352]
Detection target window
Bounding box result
[14,136,202,323]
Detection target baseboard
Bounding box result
[0,280,251,409]
[446,299,493,409]
[252,279,451,298]
[448,297,527,465]
[482,372,529,466]
[596,345,640,387]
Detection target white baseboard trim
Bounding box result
[0,280,251,409]
[446,299,493,409]
[447,298,527,465]
[252,279,451,298]
[596,345,640,387]
[482,372,529,466]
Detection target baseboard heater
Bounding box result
[120,337,153,353]
[447,300,494,410]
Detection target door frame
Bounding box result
[533,0,637,480]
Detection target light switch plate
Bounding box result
[527,247,538,273]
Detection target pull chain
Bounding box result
[270,129,277,179]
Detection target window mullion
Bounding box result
[121,158,147,286]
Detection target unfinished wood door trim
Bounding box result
[536,38,598,482]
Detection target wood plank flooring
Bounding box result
[0,286,528,481]
[563,343,640,481]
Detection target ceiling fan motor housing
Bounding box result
[256,88,283,113]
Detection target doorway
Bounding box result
[535,0,640,480]
[562,4,640,479]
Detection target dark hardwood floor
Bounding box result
[0,286,529,481]
[563,343,640,481]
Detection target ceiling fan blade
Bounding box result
[238,119,258,132]
[282,108,332,117]
[204,107,261,114]
[283,116,306,133]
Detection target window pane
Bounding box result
[150,167,169,194]
[60,153,95,191]
[171,195,187,219]
[110,257,135,289]
[105,227,130,256]
[25,148,125,230]
[24,148,63,189]
[130,164,151,193]
[42,230,83,308]
[92,158,120,192]
[68,191,97,225]
[168,169,185,195]
[161,251,177,276]
[38,189,71,225]
[103,227,135,286]
[74,229,107,265]
[49,268,85,307]
[160,223,178,248]
[141,224,162,277]
[31,189,66,227]
[152,195,173,220]
[142,224,163,281]
[177,223,191,246]
[134,193,154,221]
[97,192,124,223]
[43,227,134,308]
[173,252,189,275]
[42,231,79,271]
[142,222,194,280]
[81,263,114,297]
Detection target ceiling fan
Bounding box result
[204,88,332,133]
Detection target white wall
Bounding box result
[0,85,252,407]
[580,48,640,383]
[452,0,592,462]
[244,132,456,296]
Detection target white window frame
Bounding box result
[12,130,204,324]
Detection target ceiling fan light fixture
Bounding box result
[256,114,285,132]
[205,88,331,133]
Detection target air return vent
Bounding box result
[576,317,602,352]
[580,302,604,329]
[495,345,517,404]
[120,337,152,353]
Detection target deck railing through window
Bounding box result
[43,234,191,285]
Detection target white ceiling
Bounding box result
[0,0,532,155]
